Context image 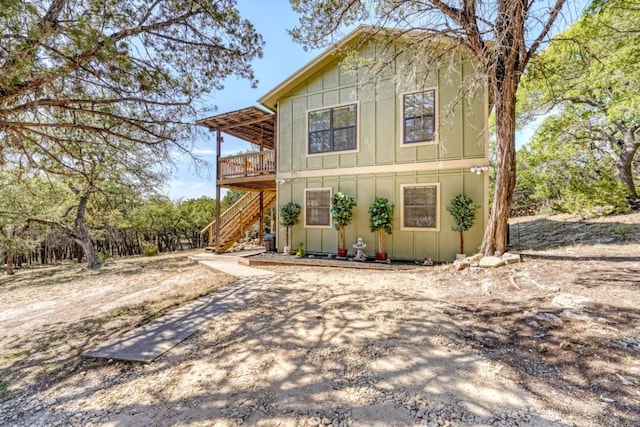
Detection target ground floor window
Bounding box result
[305,188,332,227]
[401,183,440,230]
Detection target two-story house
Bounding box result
[198,25,489,262]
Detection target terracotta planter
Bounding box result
[375,252,387,261]
[337,248,348,258]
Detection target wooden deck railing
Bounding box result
[219,150,275,180]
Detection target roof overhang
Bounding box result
[196,106,275,149]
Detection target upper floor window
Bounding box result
[305,188,332,227]
[308,104,357,154]
[401,183,440,231]
[403,89,436,144]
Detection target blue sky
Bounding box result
[164,1,321,200]
[164,0,585,200]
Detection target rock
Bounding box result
[308,417,320,426]
[454,260,470,271]
[535,312,563,324]
[467,253,483,263]
[479,256,506,268]
[502,252,521,264]
[562,309,592,321]
[321,416,332,425]
[552,293,592,309]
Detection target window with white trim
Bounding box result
[403,89,436,144]
[308,104,357,154]
[401,184,440,230]
[305,188,332,227]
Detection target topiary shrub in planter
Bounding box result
[368,197,394,260]
[279,202,301,254]
[447,194,480,256]
[331,192,357,257]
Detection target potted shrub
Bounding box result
[368,197,394,261]
[331,192,357,258]
[279,201,301,254]
[447,194,480,258]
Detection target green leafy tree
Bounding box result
[520,0,640,207]
[330,192,356,252]
[0,171,70,273]
[128,196,180,253]
[279,202,301,250]
[221,189,247,211]
[0,0,263,266]
[0,0,262,164]
[368,197,394,255]
[9,131,167,267]
[176,197,217,248]
[290,0,576,256]
[516,116,630,215]
[447,194,480,255]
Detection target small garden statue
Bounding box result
[353,237,367,261]
[296,242,305,257]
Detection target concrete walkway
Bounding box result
[83,252,275,363]
[190,249,274,277]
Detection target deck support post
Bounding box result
[215,129,222,254]
[259,191,264,245]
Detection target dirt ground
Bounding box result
[1,213,639,426]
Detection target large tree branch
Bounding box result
[557,96,606,109]
[27,217,77,240]
[1,9,201,101]
[526,0,567,64]
[0,0,68,78]
[2,95,191,117]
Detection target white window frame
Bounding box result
[400,183,440,231]
[306,102,360,157]
[400,88,438,147]
[304,188,333,228]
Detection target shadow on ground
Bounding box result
[2,272,585,427]
[508,217,640,251]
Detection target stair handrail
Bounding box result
[200,191,276,235]
[202,191,276,252]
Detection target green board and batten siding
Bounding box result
[273,45,488,262]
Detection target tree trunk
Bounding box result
[73,194,101,269]
[377,230,385,254]
[74,235,101,269]
[6,249,15,275]
[480,75,519,256]
[459,230,464,255]
[76,242,84,263]
[616,128,639,208]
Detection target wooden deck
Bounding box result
[218,150,276,191]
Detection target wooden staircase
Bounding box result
[201,191,276,253]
